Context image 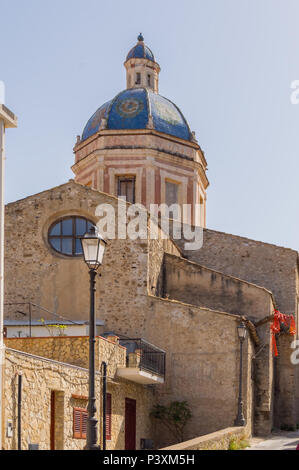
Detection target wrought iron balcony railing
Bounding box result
[119,338,166,379]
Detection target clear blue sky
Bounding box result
[1,0,299,250]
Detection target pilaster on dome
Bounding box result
[125,34,160,93]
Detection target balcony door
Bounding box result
[125,398,136,450]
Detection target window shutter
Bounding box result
[82,411,88,437]
[106,394,112,441]
[73,409,81,438]
[73,408,88,439]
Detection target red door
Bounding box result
[125,398,136,450]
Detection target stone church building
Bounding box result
[2,35,299,450]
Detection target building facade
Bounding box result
[3,335,156,450]
[1,35,299,449]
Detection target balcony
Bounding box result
[117,338,165,385]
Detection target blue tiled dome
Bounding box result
[126,44,155,62]
[81,88,192,142]
[126,33,155,62]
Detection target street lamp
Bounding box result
[235,321,247,427]
[80,226,106,450]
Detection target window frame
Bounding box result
[117,176,136,204]
[165,179,180,206]
[73,407,88,439]
[48,216,95,257]
[135,72,141,85]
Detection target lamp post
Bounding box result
[80,226,106,451]
[235,321,247,427]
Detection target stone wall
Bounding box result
[254,322,274,435]
[5,336,91,369]
[4,335,127,376]
[127,296,256,447]
[3,347,155,450]
[163,253,274,321]
[3,348,93,450]
[170,224,298,432]
[274,334,298,430]
[174,226,298,318]
[161,426,247,451]
[4,181,151,327]
[147,231,181,297]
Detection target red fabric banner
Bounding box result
[270,309,296,357]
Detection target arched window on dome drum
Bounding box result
[48,216,95,256]
[147,74,151,87]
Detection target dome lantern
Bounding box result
[124,34,160,93]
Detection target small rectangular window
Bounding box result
[147,74,151,87]
[165,181,179,206]
[117,176,136,204]
[135,73,141,85]
[73,408,88,439]
[106,394,112,441]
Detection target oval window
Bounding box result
[48,216,95,256]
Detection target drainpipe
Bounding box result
[17,372,22,450]
[102,362,107,451]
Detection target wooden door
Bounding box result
[125,398,136,450]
